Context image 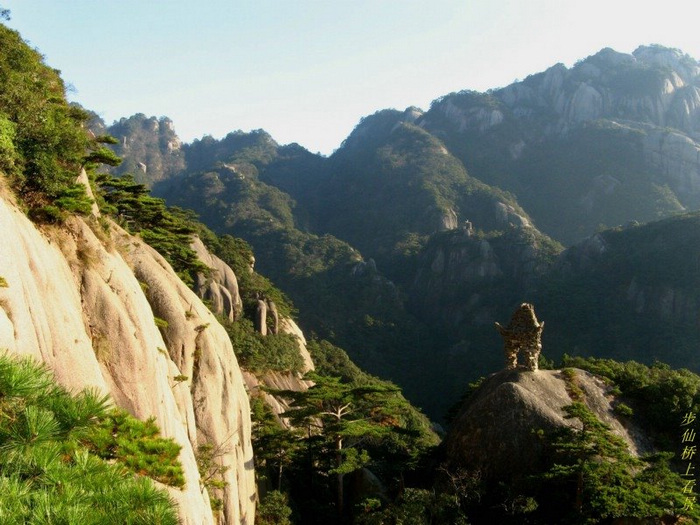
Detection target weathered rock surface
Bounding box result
[191,236,243,322]
[255,299,267,336]
[494,46,699,137]
[642,126,700,205]
[0,188,255,524]
[101,114,186,185]
[443,368,650,481]
[410,226,558,331]
[425,45,700,146]
[420,45,700,241]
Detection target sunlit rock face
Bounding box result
[0,188,256,525]
[191,236,244,322]
[427,45,700,140]
[416,45,700,247]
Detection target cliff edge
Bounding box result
[0,184,256,524]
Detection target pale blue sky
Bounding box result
[5,1,699,155]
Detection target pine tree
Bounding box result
[278,373,399,517]
[541,402,698,523]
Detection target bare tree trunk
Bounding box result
[336,435,344,517]
[278,463,283,492]
[575,471,584,514]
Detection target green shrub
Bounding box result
[196,441,229,514]
[223,317,304,373]
[0,353,180,523]
[82,409,185,488]
[256,490,293,525]
[614,402,634,417]
[0,112,17,173]
[0,25,118,221]
[27,204,66,223]
[52,184,94,215]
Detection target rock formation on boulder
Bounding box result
[255,297,268,336]
[267,299,279,335]
[495,303,544,371]
[241,318,315,425]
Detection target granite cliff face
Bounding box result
[427,46,700,142]
[0,182,256,524]
[420,45,700,243]
[98,113,186,185]
[409,225,560,332]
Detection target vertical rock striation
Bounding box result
[0,189,256,524]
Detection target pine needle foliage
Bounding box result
[537,401,698,524]
[83,409,185,488]
[256,490,293,525]
[272,372,438,519]
[0,353,180,524]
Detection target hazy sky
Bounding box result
[5,1,699,155]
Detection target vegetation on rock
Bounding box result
[0,353,179,524]
[101,113,185,185]
[7,22,700,523]
[96,173,209,286]
[0,23,119,222]
[223,317,304,373]
[536,401,694,523]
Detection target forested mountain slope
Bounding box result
[104,45,700,423]
[6,18,700,522]
[419,45,700,243]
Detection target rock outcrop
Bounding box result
[495,303,544,371]
[242,316,315,424]
[459,46,700,139]
[100,114,186,186]
[191,236,243,322]
[443,368,650,482]
[409,226,559,331]
[419,45,700,244]
[0,186,255,524]
[254,299,268,336]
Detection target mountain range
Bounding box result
[95,44,700,421]
[4,19,700,522]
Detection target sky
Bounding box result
[4,0,699,155]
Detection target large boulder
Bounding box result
[443,368,650,482]
[190,236,244,322]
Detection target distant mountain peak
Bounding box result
[633,44,700,81]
